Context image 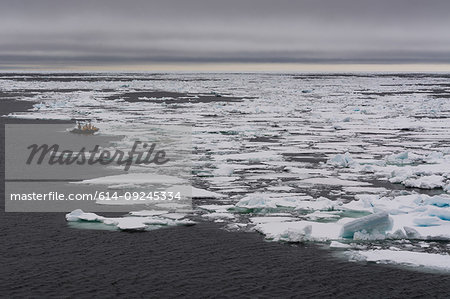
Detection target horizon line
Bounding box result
[2,63,450,73]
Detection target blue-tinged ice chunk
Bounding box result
[327,152,355,168]
[340,212,392,239]
[419,196,450,208]
[429,209,450,221]
[33,103,46,110]
[413,217,441,227]
[385,151,423,165]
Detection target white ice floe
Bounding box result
[305,211,340,220]
[235,193,278,209]
[76,173,185,185]
[403,175,445,189]
[155,202,191,209]
[377,153,450,190]
[295,197,337,211]
[327,152,355,168]
[197,204,235,213]
[342,194,450,240]
[298,177,372,187]
[386,151,424,165]
[213,165,235,177]
[266,186,295,192]
[66,209,194,231]
[329,241,352,249]
[346,250,450,272]
[235,193,334,211]
[129,210,169,216]
[202,212,236,220]
[216,151,280,162]
[253,212,392,242]
[66,209,105,222]
[343,186,388,194]
[232,192,450,241]
[254,220,342,242]
[191,187,226,198]
[250,216,297,224]
[165,185,225,198]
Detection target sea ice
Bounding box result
[202,212,236,220]
[386,151,423,165]
[340,212,392,239]
[129,210,169,216]
[76,173,186,185]
[213,165,235,177]
[250,216,297,224]
[346,249,450,272]
[65,209,195,231]
[66,209,104,222]
[278,226,312,242]
[294,197,337,211]
[165,185,225,198]
[235,193,337,212]
[403,175,445,189]
[327,152,355,168]
[9,73,450,263]
[298,177,371,187]
[235,193,278,209]
[255,220,342,242]
[329,241,351,248]
[197,204,235,213]
[305,211,340,220]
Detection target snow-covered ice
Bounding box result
[66,209,194,231]
[340,212,392,239]
[346,249,450,273]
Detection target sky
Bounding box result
[1,0,450,71]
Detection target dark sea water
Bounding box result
[2,98,450,298]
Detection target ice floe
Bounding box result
[403,175,445,189]
[327,152,355,168]
[386,151,424,165]
[234,193,336,212]
[346,249,450,272]
[223,192,450,242]
[340,212,392,239]
[254,220,342,242]
[329,241,352,249]
[76,173,186,185]
[66,209,194,231]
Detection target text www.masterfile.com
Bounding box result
[9,191,183,201]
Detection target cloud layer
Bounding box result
[1,0,449,66]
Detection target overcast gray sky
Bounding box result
[1,0,449,68]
